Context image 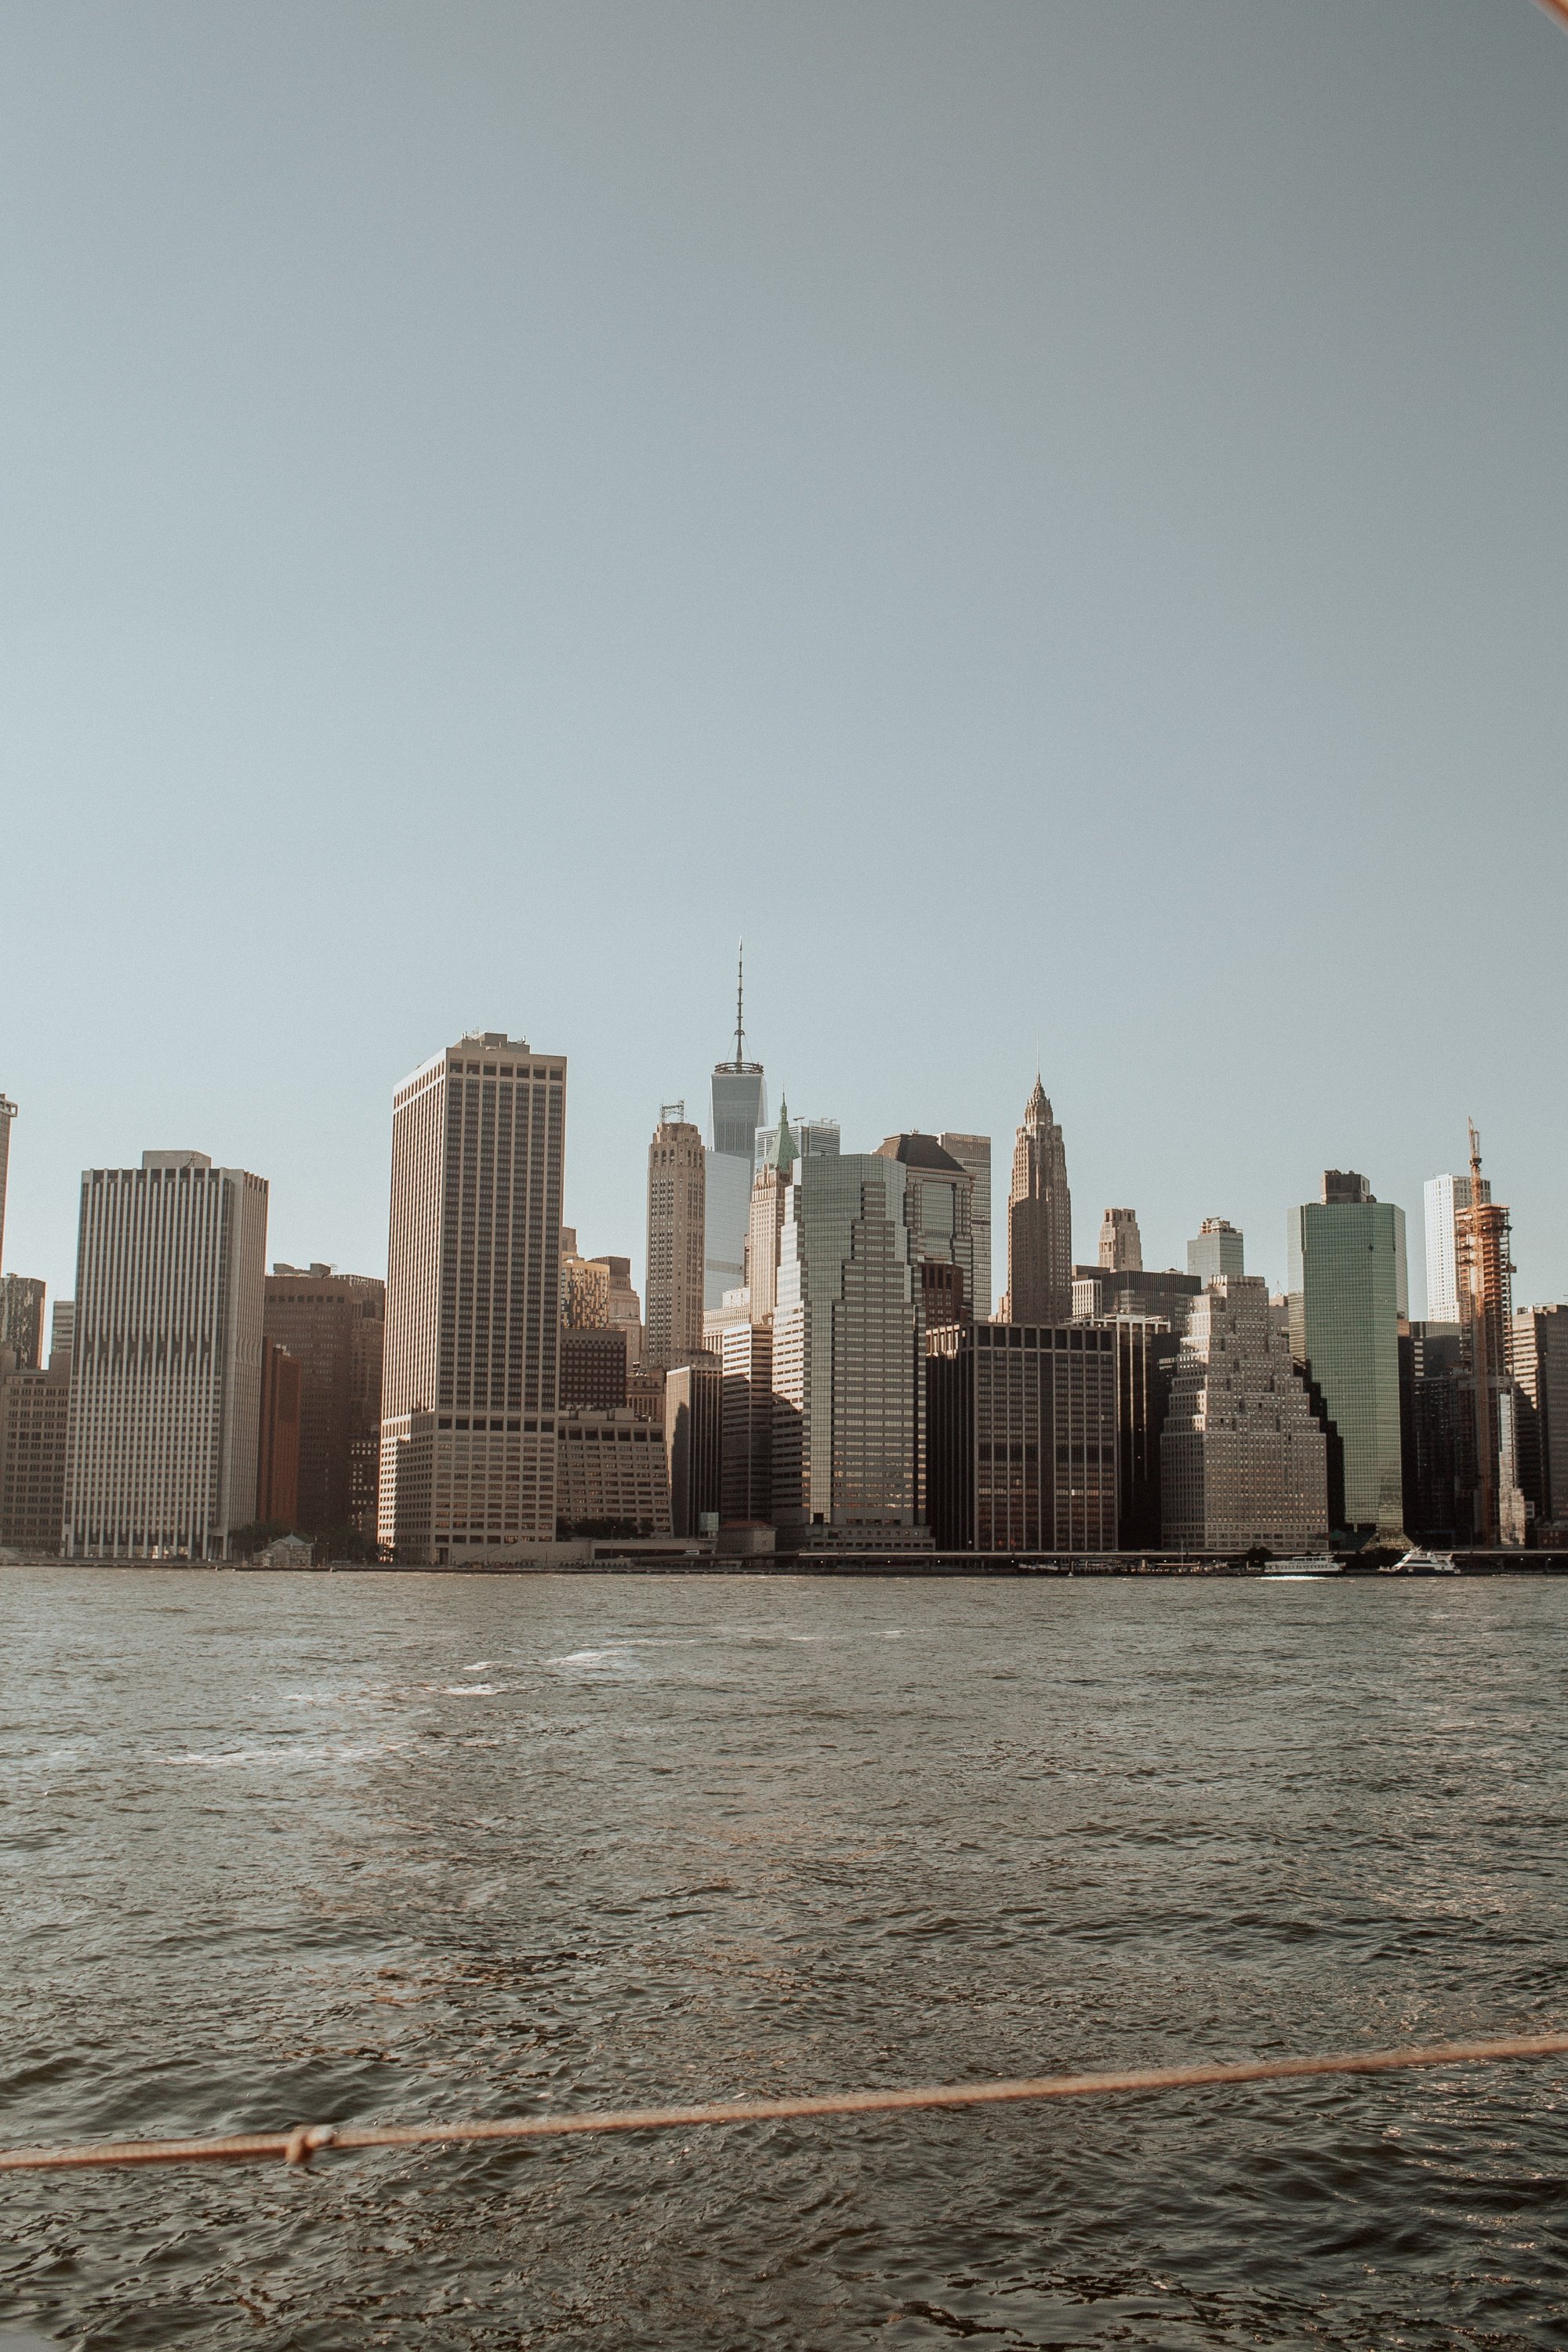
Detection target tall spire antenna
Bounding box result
[735,939,746,1066]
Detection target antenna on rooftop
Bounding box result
[735,939,746,1066]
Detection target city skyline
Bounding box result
[4,5,1566,1328]
[0,1024,1560,1331]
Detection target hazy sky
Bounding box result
[3,0,1566,1318]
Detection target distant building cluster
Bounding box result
[0,983,1560,1563]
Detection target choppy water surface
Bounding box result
[2,1570,1566,2350]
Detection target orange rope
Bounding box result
[2,2031,1565,2173]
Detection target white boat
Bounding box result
[1385,1548,1458,1574]
[1262,1556,1343,1577]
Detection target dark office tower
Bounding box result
[0,1274,46,1370]
[1511,1305,1568,1533]
[1406,1321,1471,1541]
[558,1327,629,1409]
[926,1322,1118,1553]
[719,1319,773,1525]
[665,1357,722,1537]
[1114,1319,1181,1548]
[1002,1078,1073,1326]
[263,1266,387,1539]
[256,1341,302,1527]
[1098,1209,1142,1275]
[0,1345,71,1555]
[706,946,768,1312]
[380,1031,564,1564]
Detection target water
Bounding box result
[2,1568,1566,2350]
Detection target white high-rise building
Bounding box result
[1424,1172,1489,1325]
[1162,1276,1329,1555]
[63,1151,269,1560]
[379,1031,565,1563]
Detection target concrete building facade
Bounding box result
[1098,1208,1142,1275]
[379,1031,564,1563]
[0,1273,45,1371]
[1163,1276,1330,1554]
[645,1106,706,1368]
[63,1152,269,1560]
[557,1407,671,1536]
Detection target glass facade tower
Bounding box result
[1288,1174,1408,1538]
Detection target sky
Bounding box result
[2,0,1566,1319]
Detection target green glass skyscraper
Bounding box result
[1287,1171,1408,1540]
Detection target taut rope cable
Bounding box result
[2,2032,1565,2173]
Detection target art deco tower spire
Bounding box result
[1003,1076,1073,1324]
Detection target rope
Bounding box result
[2,2031,1565,2174]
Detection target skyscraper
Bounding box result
[1162,1277,1330,1554]
[940,1135,993,1317]
[1425,1172,1488,1325]
[63,1151,269,1560]
[926,1320,1118,1552]
[256,1341,302,1526]
[1453,1127,1522,1545]
[646,1104,706,1367]
[1287,1171,1407,1539]
[0,1095,15,1273]
[379,1030,564,1563]
[1512,1304,1568,1531]
[1098,1208,1142,1274]
[1187,1218,1244,1283]
[1001,1078,1072,1325]
[263,1265,386,1538]
[771,1153,920,1530]
[875,1134,977,1330]
[0,1274,46,1371]
[705,949,768,1312]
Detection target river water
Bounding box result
[2,1568,1565,2350]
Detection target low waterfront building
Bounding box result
[557,1407,671,1537]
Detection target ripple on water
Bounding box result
[1,1570,1566,2351]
